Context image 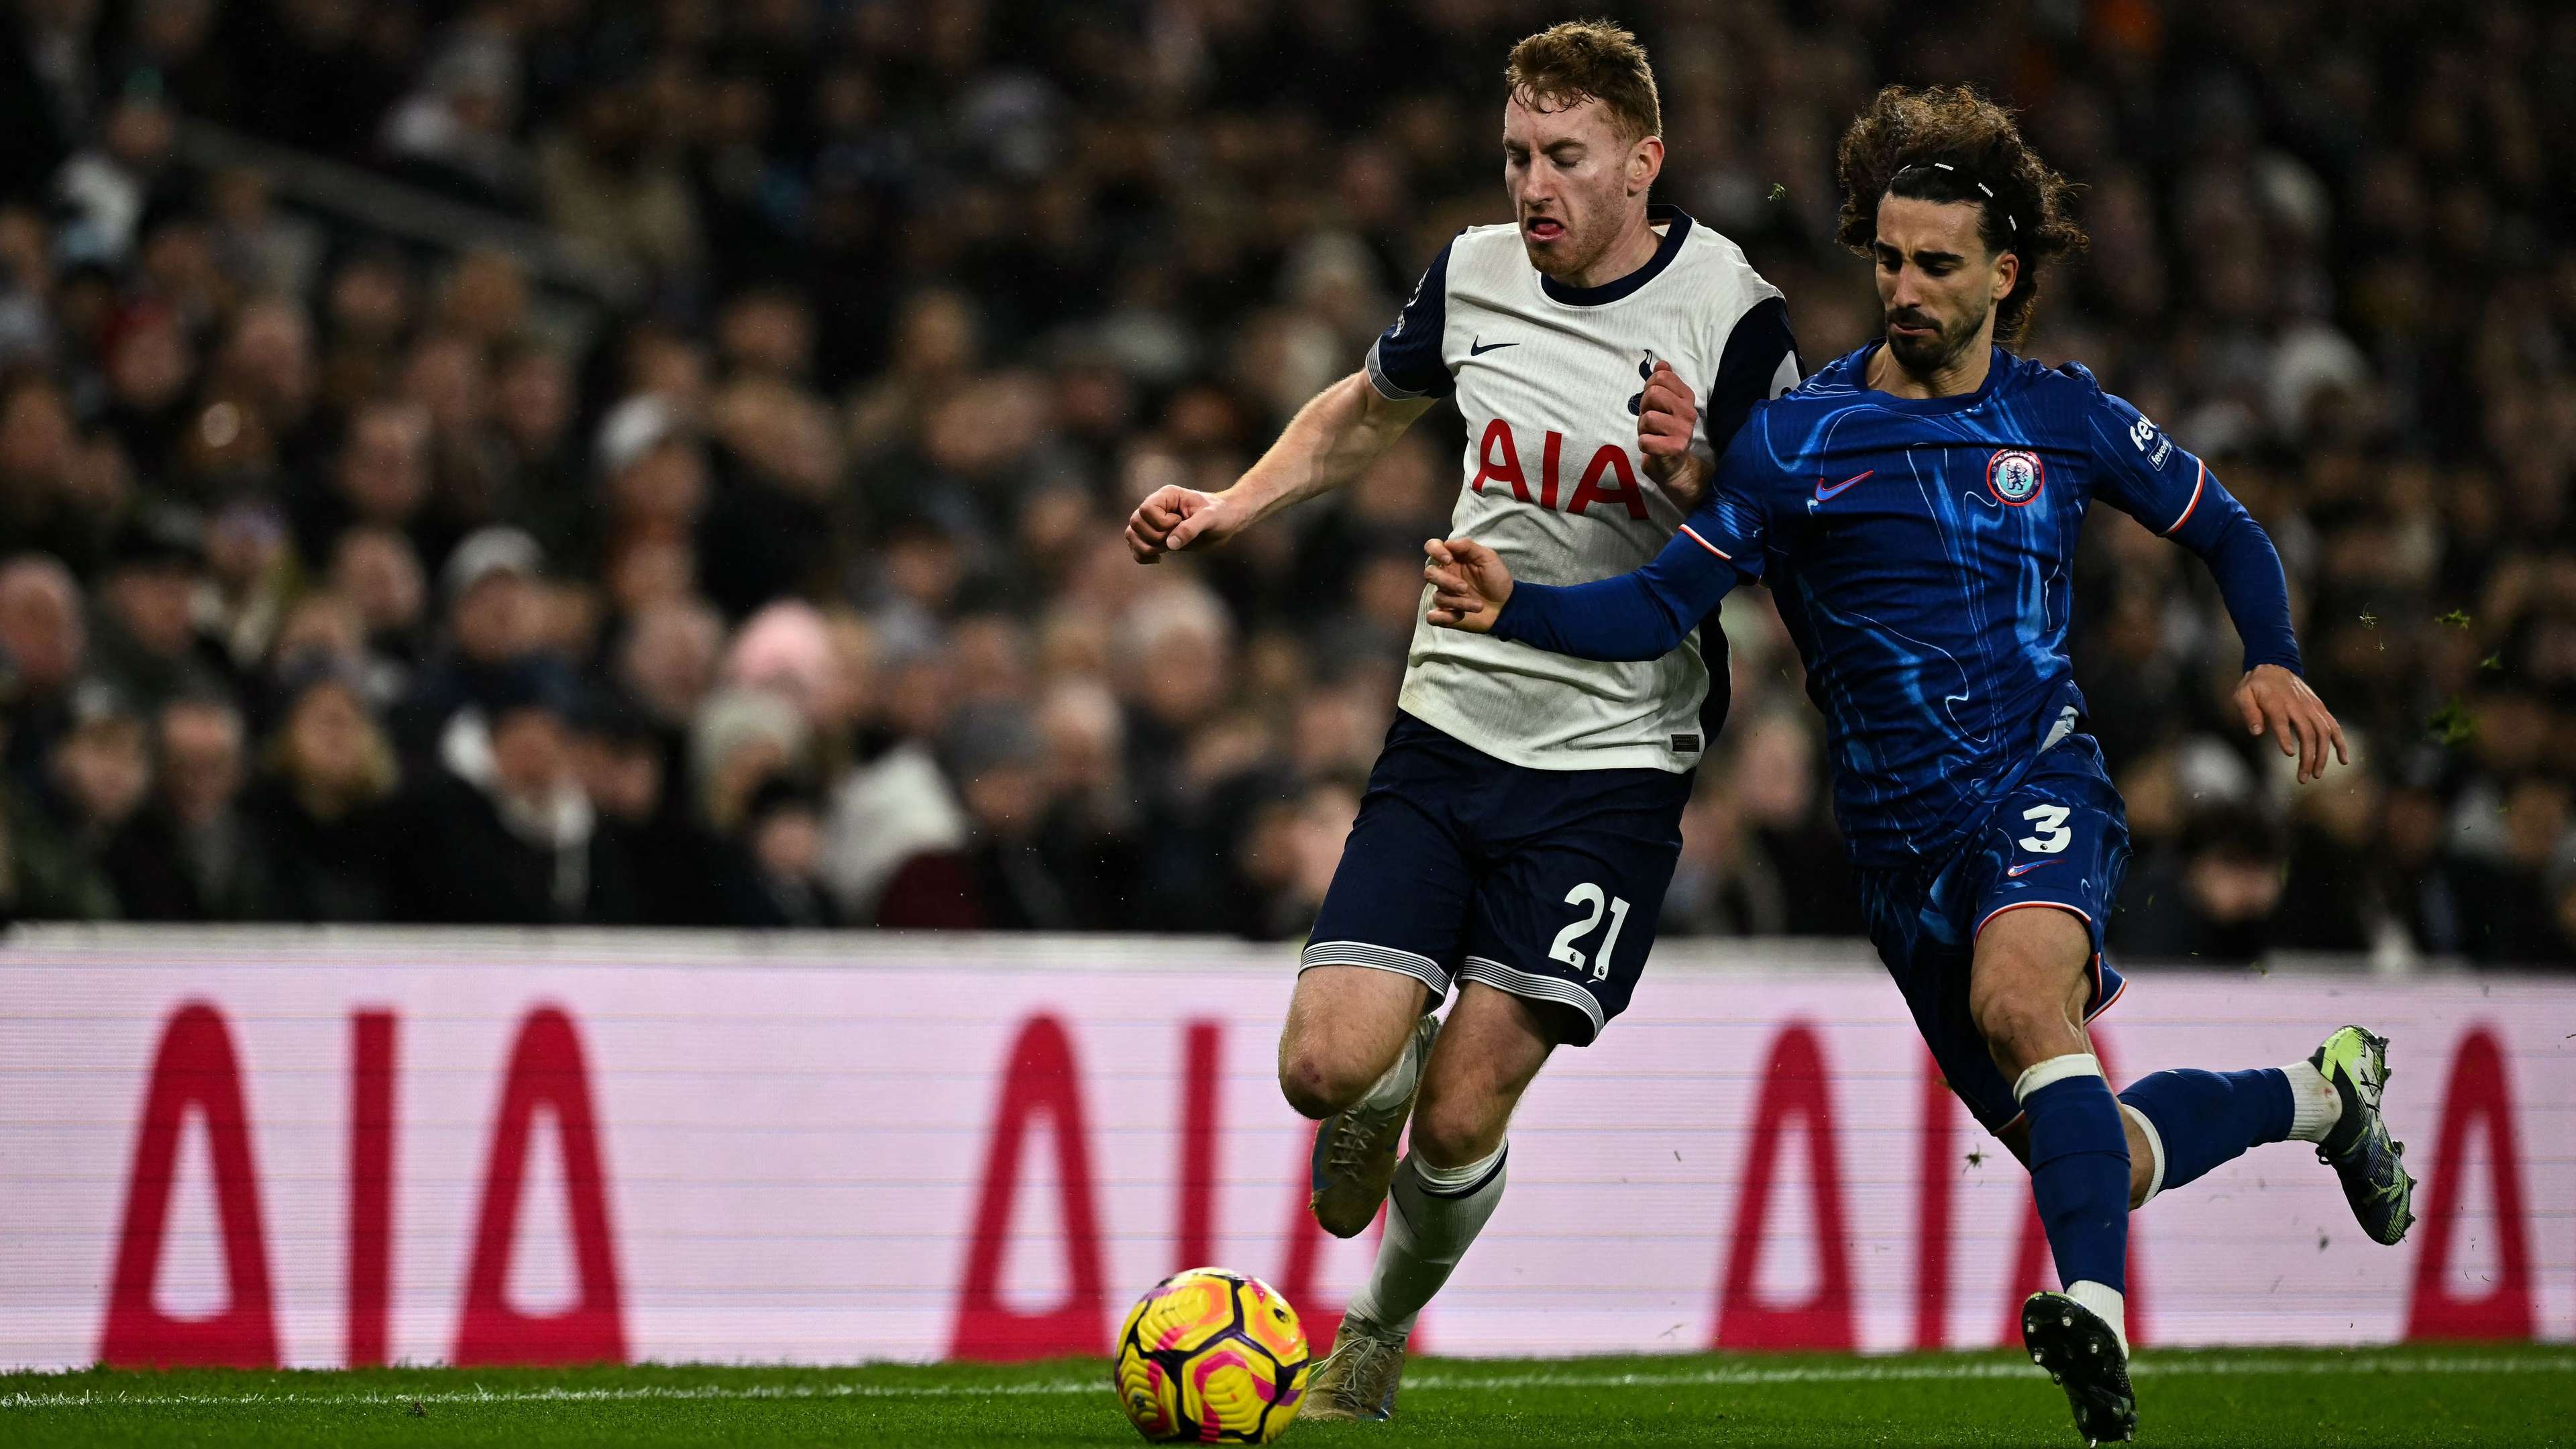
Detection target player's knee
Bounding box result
[1407,1090,1501,1169]
[1276,1042,1369,1120]
[1970,984,2078,1075]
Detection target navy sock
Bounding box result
[2117,1067,2294,1197]
[2020,1065,2130,1296]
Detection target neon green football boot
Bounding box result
[2310,1025,2415,1246]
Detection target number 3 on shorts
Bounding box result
[1549,881,1632,981]
[2019,804,2073,854]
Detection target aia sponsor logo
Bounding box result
[1986,448,2045,506]
[1469,417,1650,519]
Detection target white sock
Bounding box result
[2121,1103,2165,1208]
[2067,1279,2129,1354]
[2014,1053,2102,1101]
[2283,1059,2342,1142]
[1344,1143,1507,1343]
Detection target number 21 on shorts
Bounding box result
[1550,881,1631,981]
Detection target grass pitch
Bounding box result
[4,1345,2569,1447]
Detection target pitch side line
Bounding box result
[3,1352,2569,1410]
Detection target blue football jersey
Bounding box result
[1493,342,2300,866]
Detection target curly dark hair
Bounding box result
[1833,85,2087,347]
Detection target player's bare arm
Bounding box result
[2233,663,2348,784]
[1125,373,1432,564]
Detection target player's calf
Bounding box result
[1974,912,2135,1362]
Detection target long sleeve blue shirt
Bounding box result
[1491,343,2302,865]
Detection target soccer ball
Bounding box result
[1112,1267,1311,1443]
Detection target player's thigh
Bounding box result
[1964,739,2134,1074]
[1410,983,1556,1169]
[1966,743,2133,1028]
[1285,723,1479,1111]
[1299,721,1480,996]
[1968,907,2095,1074]
[1458,765,1692,1048]
[1858,860,2025,1136]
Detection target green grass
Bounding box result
[5,1346,2571,1447]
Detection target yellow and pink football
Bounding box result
[1112,1268,1311,1443]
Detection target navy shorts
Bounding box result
[1853,734,2133,1134]
[1301,713,1693,1045]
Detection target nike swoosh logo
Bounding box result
[1814,469,1874,500]
[2005,860,2059,877]
[1469,338,1518,356]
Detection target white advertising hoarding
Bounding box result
[0,930,2565,1369]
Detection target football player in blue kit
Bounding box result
[1421,86,2416,1446]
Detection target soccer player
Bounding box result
[1421,86,2414,1445]
[1124,21,1799,1422]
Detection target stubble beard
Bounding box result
[1886,303,1990,380]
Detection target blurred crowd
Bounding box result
[0,0,2569,966]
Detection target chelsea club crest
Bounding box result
[1986,448,2045,506]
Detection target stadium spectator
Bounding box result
[394,656,637,924]
[1664,770,1790,938]
[43,679,153,864]
[244,657,399,923]
[103,691,263,920]
[392,523,548,761]
[89,507,227,715]
[874,703,1075,930]
[723,773,841,929]
[575,690,730,928]
[0,551,89,776]
[2117,804,2292,963]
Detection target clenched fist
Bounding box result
[1125,486,1242,564]
[1637,361,1706,509]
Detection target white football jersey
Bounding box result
[1366,205,1800,773]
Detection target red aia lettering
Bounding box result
[2406,1027,2534,1340]
[1914,1053,1956,1350]
[1472,420,1648,518]
[451,1007,628,1366]
[1175,1020,1222,1272]
[1472,417,1530,502]
[1568,443,1650,520]
[99,1002,280,1368]
[1713,1022,1856,1350]
[347,1010,398,1366]
[950,1015,1112,1360]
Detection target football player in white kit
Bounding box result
[1124,20,1798,1419]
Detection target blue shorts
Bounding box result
[1301,712,1693,1045]
[1853,734,2133,1134]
